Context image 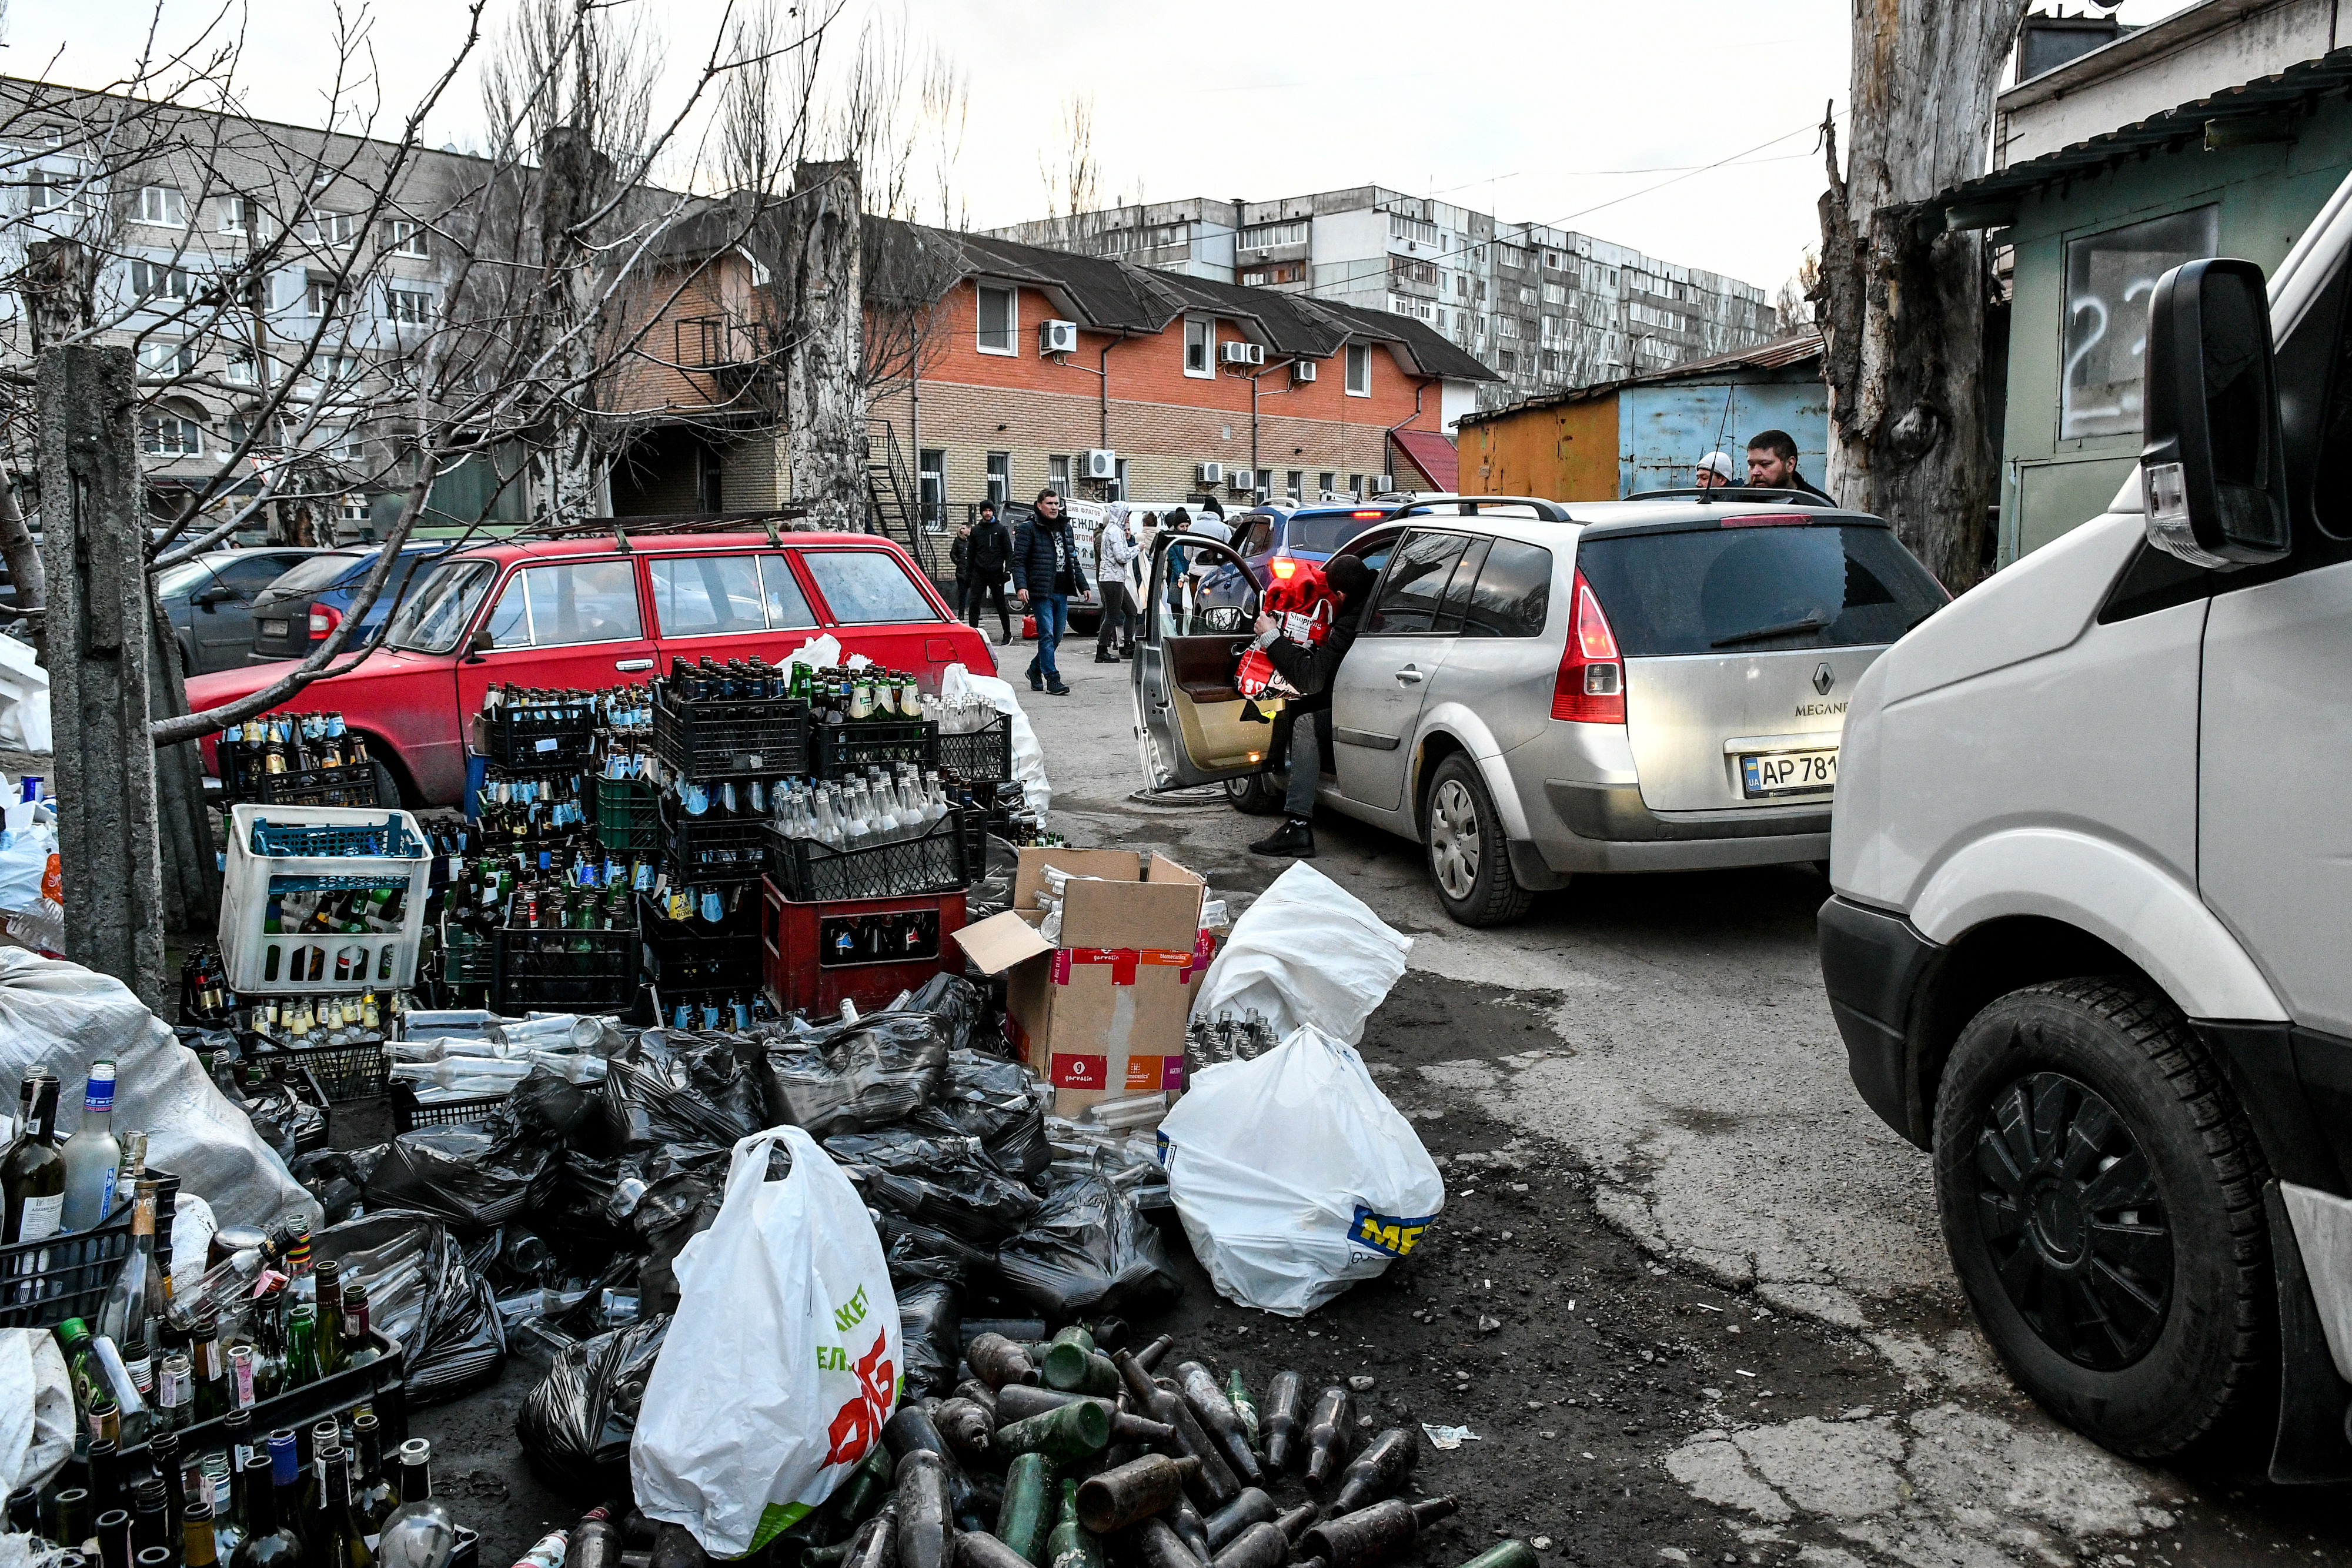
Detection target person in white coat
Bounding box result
[1094,504,1140,660]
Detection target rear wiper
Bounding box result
[1711,616,1828,649]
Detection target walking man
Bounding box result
[1011,489,1086,694]
[963,502,1015,643]
[1095,505,1138,661]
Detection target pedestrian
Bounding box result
[1161,506,1194,617]
[1745,431,1834,502]
[1094,504,1138,661]
[1011,488,1087,695]
[950,519,974,614]
[963,502,1015,643]
[1693,451,1739,490]
[1246,553,1379,859]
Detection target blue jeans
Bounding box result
[1027,593,1070,683]
[1285,707,1329,817]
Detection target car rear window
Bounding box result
[802,550,940,624]
[1574,524,1945,656]
[1285,514,1372,554]
[263,552,368,596]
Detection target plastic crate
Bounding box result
[761,879,966,1020]
[439,930,499,989]
[392,1082,509,1133]
[641,900,763,999]
[220,806,430,994]
[218,742,383,809]
[653,693,808,780]
[246,1039,392,1103]
[473,701,597,769]
[936,716,1014,784]
[496,926,638,1014]
[0,1207,133,1332]
[813,719,938,778]
[593,777,660,851]
[663,800,771,886]
[119,1327,407,1468]
[762,813,966,903]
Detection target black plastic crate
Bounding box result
[476,702,597,770]
[937,716,1014,784]
[393,1082,509,1133]
[653,693,808,780]
[0,1208,133,1331]
[642,901,764,996]
[245,1039,391,1103]
[813,720,938,778]
[496,926,638,1014]
[119,1328,407,1467]
[660,791,770,885]
[762,813,965,903]
[593,777,660,850]
[219,743,383,809]
[439,930,499,989]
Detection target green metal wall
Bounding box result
[1999,101,2352,564]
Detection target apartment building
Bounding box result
[990,186,1779,410]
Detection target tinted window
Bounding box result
[1285,513,1375,554]
[1574,525,1945,656]
[1435,539,1490,633]
[386,561,493,653]
[652,555,764,638]
[760,555,818,629]
[1364,532,1470,635]
[803,551,939,624]
[262,551,369,597]
[1459,539,1552,638]
[517,559,642,646]
[214,554,304,597]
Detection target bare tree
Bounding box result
[1037,93,1100,223]
[1776,250,1819,330]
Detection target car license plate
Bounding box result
[1740,748,1837,798]
[260,620,288,638]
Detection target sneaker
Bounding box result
[1248,818,1317,858]
[1094,651,1120,663]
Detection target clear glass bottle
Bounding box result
[59,1062,121,1233]
[96,1180,162,1350]
[366,1442,450,1568]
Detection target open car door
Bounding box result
[1132,534,1276,791]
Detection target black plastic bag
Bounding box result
[967,836,1018,922]
[754,1012,946,1138]
[515,1313,671,1492]
[510,1065,600,1142]
[897,1280,959,1400]
[632,1164,726,1319]
[901,974,984,1055]
[362,1128,555,1234]
[994,1168,1181,1320]
[313,1209,507,1405]
[590,1033,763,1154]
[289,1148,374,1226]
[911,1050,1049,1184]
[239,1079,328,1166]
[825,1128,1041,1246]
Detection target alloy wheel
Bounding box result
[1428,778,1481,901]
[1972,1070,2173,1370]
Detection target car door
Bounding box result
[1329,529,1472,816]
[1132,534,1269,790]
[453,555,659,723]
[192,553,306,673]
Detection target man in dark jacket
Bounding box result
[1744,430,1835,503]
[1011,489,1087,694]
[963,502,1015,643]
[1248,553,1378,858]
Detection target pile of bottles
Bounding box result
[218,713,372,777]
[480,684,594,727]
[1185,1007,1281,1073]
[773,767,957,851]
[473,770,593,842]
[444,848,646,937]
[180,947,239,1026]
[246,990,396,1048]
[657,656,797,704]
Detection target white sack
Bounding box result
[0,1330,74,1493]
[1158,1023,1444,1316]
[631,1126,903,1557]
[942,663,1050,817]
[1191,861,1410,1045]
[0,637,50,755]
[0,950,319,1231]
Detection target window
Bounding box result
[483,575,530,648]
[1285,469,1303,499]
[138,340,195,377]
[302,210,359,247]
[1318,472,1335,497]
[1389,257,1438,287]
[1349,474,1364,498]
[490,559,644,646]
[306,276,346,316]
[389,220,428,257]
[141,412,202,456]
[1455,539,1552,637]
[219,196,254,236]
[1241,262,1303,286]
[386,561,493,653]
[1387,212,1438,248]
[226,349,258,385]
[1239,220,1307,250]
[313,353,363,386]
[1048,455,1071,494]
[129,260,192,302]
[1112,457,1128,502]
[1184,318,1215,377]
[985,453,1009,508]
[652,554,768,638]
[1572,525,1946,656]
[27,169,85,213]
[976,285,1017,355]
[1498,316,1522,340]
[759,554,819,628]
[137,186,185,226]
[1364,531,1471,635]
[2062,205,2218,440]
[1542,282,1566,306]
[386,287,432,325]
[802,550,941,624]
[212,555,301,600]
[1344,343,1371,397]
[1496,242,1529,270]
[332,426,366,461]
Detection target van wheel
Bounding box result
[1224,772,1284,816]
[1932,976,2271,1460]
[1424,754,1532,928]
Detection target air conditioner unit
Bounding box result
[1290,358,1318,383]
[1038,319,1079,356]
[1220,341,1265,366]
[1228,470,1258,492]
[1081,449,1118,480]
[1197,461,1225,486]
[1374,474,1395,492]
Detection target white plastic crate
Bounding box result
[220,804,430,993]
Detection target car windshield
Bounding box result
[262,552,368,598]
[1573,524,1946,656]
[154,560,221,597]
[1284,514,1375,554]
[385,560,495,653]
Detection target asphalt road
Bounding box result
[1013,636,2352,1568]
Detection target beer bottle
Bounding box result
[1332,1427,1417,1513]
[1262,1371,1306,1474]
[1298,1497,1458,1568]
[1224,1369,1261,1456]
[1043,1480,1101,1568]
[1302,1386,1355,1489]
[892,1450,950,1568]
[990,1400,1110,1466]
[1176,1362,1262,1484]
[994,1453,1053,1568]
[1074,1455,1200,1534]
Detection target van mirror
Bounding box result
[2140,256,2291,569]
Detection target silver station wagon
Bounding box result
[1132,493,1947,925]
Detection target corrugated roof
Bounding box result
[1933,45,2352,216]
[1391,429,1459,490]
[1455,330,1824,428]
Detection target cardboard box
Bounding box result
[953,847,1211,1116]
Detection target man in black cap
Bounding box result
[1246,552,1379,859]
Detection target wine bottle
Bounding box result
[3,1071,66,1275]
[228,1453,302,1568]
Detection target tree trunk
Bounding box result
[1814,0,2029,592]
[540,124,614,521]
[147,589,222,936]
[784,159,870,532]
[38,345,167,1009]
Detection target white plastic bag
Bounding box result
[631,1126,903,1557]
[940,663,1050,817]
[1158,1023,1444,1316]
[1191,861,1411,1045]
[0,1329,74,1494]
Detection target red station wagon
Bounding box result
[187,530,996,806]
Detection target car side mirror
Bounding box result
[2141,256,2291,569]
[192,584,227,609]
[465,628,493,660]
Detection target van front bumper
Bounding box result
[1817,893,1944,1149]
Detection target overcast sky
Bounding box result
[6,0,2201,301]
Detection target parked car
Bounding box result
[1133,494,1947,924]
[158,548,325,676]
[247,542,451,663]
[1228,503,1396,590]
[186,530,997,805]
[1819,216,2352,1476]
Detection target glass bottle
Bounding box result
[311,1443,370,1568]
[155,1353,192,1434]
[191,1309,228,1421]
[311,1262,342,1379]
[183,1499,221,1568]
[339,1287,375,1370]
[59,1062,122,1233]
[56,1315,105,1422]
[281,1306,320,1390]
[228,1453,301,1568]
[3,1070,66,1269]
[96,1181,162,1360]
[347,1417,397,1549]
[366,1442,449,1568]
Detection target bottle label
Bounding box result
[15,1192,62,1244]
[159,1362,190,1408]
[95,1166,117,1223]
[85,1069,116,1112]
[127,1356,152,1395]
[231,1354,255,1408]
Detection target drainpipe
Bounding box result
[1051,331,1129,497]
[909,372,921,527]
[1385,380,1429,494]
[1247,356,1297,500]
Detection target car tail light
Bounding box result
[1349,509,1384,520]
[1551,571,1625,723]
[1720,512,1813,529]
[308,604,341,640]
[1269,557,1298,580]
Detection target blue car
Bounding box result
[1225,503,1396,594]
[245,542,450,663]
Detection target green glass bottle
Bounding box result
[1044,1481,1100,1568]
[991,1400,1110,1466]
[995,1454,1053,1568]
[282,1306,321,1390]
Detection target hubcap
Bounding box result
[1428,778,1481,901]
[1972,1070,2173,1370]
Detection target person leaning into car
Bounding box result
[1242,553,1379,861]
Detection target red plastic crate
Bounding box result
[761,876,966,1020]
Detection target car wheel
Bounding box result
[366,758,403,808]
[1224,771,1285,816]
[1422,754,1533,927]
[1932,976,2271,1460]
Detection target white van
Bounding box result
[1822,174,2352,1480]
